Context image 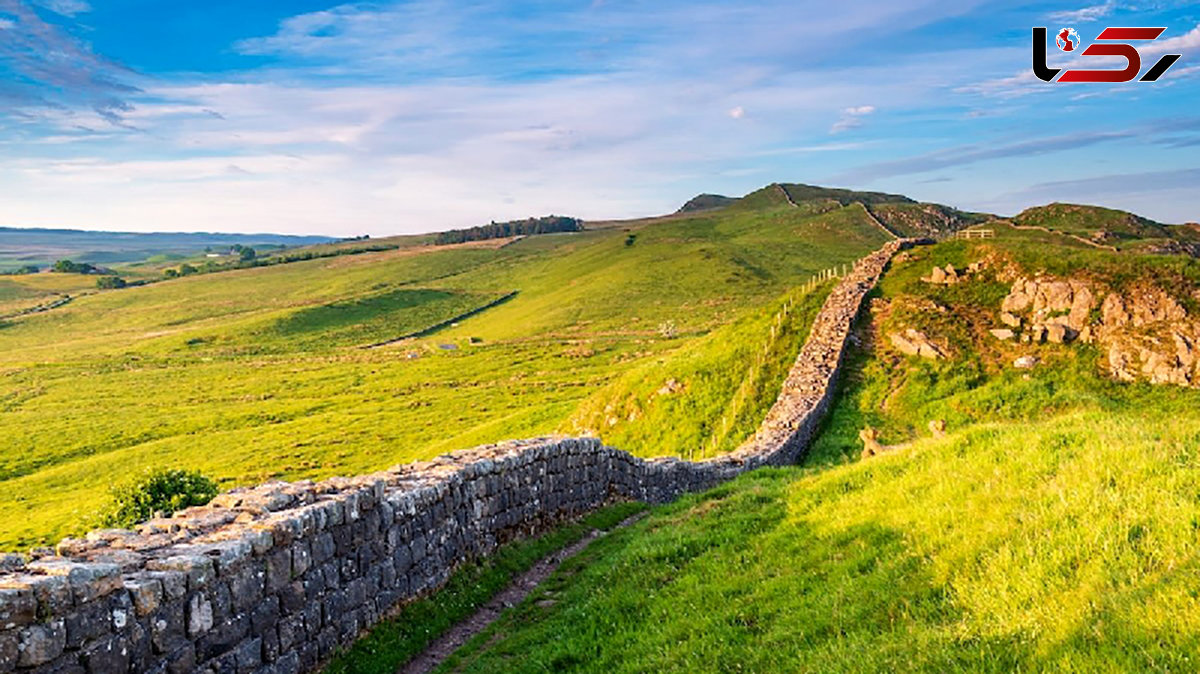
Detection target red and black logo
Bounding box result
[1033,26,1182,82]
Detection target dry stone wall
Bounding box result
[0,239,921,674]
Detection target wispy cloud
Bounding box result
[1140,23,1200,57]
[834,129,1136,183]
[1019,167,1200,197]
[31,0,89,16]
[830,105,875,134]
[0,0,140,125]
[1048,2,1115,23]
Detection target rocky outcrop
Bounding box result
[1142,240,1200,258]
[1098,289,1197,385]
[0,239,926,674]
[998,276,1200,387]
[889,328,945,359]
[920,261,985,286]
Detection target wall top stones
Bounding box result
[0,238,922,674]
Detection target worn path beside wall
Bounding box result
[0,239,921,674]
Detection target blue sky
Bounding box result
[0,0,1197,235]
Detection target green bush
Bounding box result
[96,276,127,290]
[98,469,219,528]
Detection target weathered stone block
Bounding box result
[164,642,196,674]
[16,619,65,667]
[150,601,185,654]
[226,564,265,614]
[64,596,111,649]
[145,556,213,592]
[25,562,121,604]
[264,549,291,593]
[187,593,214,637]
[233,637,262,672]
[0,589,36,631]
[82,633,130,674]
[0,630,17,671]
[147,571,188,602]
[124,577,163,617]
[290,542,311,579]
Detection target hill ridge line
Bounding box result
[861,204,902,240]
[0,238,925,674]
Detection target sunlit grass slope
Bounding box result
[431,231,1200,673]
[0,196,889,549]
[562,282,832,460]
[439,409,1200,673]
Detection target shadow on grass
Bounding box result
[435,469,1042,674]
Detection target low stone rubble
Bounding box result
[0,239,924,674]
[889,328,945,360]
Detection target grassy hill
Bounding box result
[10,180,1200,674]
[0,187,897,549]
[413,217,1200,673]
[676,194,737,213]
[1012,203,1200,254]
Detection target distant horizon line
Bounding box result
[0,184,1190,240]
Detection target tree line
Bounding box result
[434,216,583,245]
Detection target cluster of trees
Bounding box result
[52,259,101,274]
[164,263,203,278]
[434,215,582,245]
[230,244,257,261]
[163,242,401,280]
[96,276,127,289]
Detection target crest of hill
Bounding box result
[1013,202,1200,253]
[676,194,738,213]
[682,183,990,239]
[747,183,914,208]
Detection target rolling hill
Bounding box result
[4,181,1200,672]
[377,198,1200,674]
[0,184,901,549]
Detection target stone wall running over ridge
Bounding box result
[0,239,921,674]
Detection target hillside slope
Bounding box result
[430,224,1200,672]
[439,409,1200,673]
[0,187,891,548]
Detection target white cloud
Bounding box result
[0,18,14,30]
[1048,2,1115,23]
[830,105,875,134]
[32,0,90,16]
[1140,23,1200,57]
[728,106,745,119]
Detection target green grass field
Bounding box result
[418,234,1200,673]
[0,196,889,549]
[436,408,1200,673]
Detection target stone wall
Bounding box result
[0,239,920,674]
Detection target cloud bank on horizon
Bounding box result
[0,0,1197,235]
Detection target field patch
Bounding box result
[264,288,502,349]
